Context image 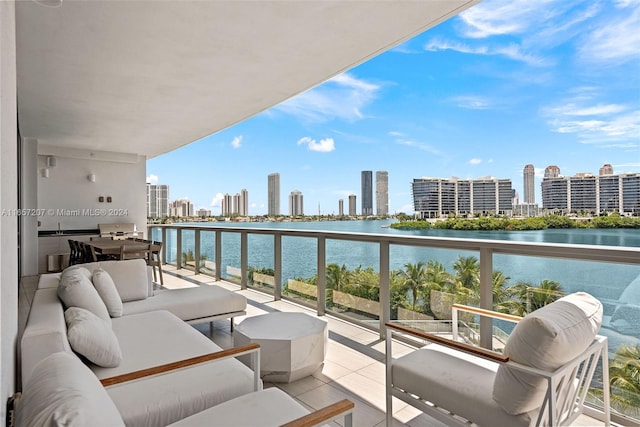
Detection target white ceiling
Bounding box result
[16,0,480,159]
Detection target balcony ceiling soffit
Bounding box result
[16,0,479,159]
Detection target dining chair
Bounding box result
[148,241,164,287]
[119,243,152,262]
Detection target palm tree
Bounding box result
[420,260,454,315]
[608,344,640,417]
[453,256,479,290]
[325,263,350,307]
[491,271,521,314]
[512,279,563,315]
[398,262,427,311]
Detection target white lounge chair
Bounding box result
[385,292,610,426]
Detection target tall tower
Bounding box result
[361,171,373,216]
[376,171,389,215]
[289,190,303,216]
[267,173,280,216]
[147,183,169,218]
[523,164,535,204]
[544,165,560,179]
[599,164,614,176]
[348,194,356,216]
[338,199,344,216]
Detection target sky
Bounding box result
[146,0,640,216]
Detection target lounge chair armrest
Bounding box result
[101,343,260,387]
[280,399,355,427]
[386,322,509,363]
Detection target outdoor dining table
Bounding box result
[87,238,150,258]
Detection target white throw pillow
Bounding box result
[100,259,149,302]
[93,268,123,317]
[15,352,124,427]
[493,292,602,415]
[65,307,123,367]
[58,268,111,323]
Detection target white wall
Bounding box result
[36,149,147,234]
[20,138,38,276]
[0,1,18,422]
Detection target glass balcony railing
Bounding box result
[148,224,640,425]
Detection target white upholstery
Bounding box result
[57,268,111,323]
[16,352,124,427]
[122,285,246,321]
[168,388,310,427]
[64,307,122,367]
[92,268,123,317]
[20,288,72,386]
[92,310,259,427]
[493,292,602,414]
[392,343,536,427]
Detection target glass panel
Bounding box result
[281,235,317,306]
[324,240,380,327]
[220,231,240,284]
[180,229,196,271]
[199,230,216,276]
[247,234,275,295]
[165,228,177,264]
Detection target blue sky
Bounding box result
[147,0,640,216]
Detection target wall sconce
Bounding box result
[88,174,96,183]
[41,168,50,178]
[46,156,56,167]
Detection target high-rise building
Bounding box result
[196,208,212,217]
[289,190,303,216]
[146,183,169,218]
[523,164,535,204]
[599,164,614,176]
[541,171,640,214]
[544,165,560,179]
[338,199,344,216]
[221,193,233,216]
[376,171,389,216]
[236,188,248,216]
[267,173,280,216]
[348,194,356,216]
[361,171,373,216]
[412,177,513,218]
[169,198,194,217]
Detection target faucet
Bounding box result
[56,222,63,235]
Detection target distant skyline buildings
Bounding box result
[268,173,280,216]
[523,164,535,205]
[146,183,169,218]
[289,190,304,216]
[221,189,248,216]
[361,171,373,216]
[376,171,389,216]
[348,194,356,216]
[169,198,194,217]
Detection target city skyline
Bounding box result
[147,0,640,216]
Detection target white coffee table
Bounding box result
[234,312,328,383]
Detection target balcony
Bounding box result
[148,224,640,426]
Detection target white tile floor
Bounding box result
[159,266,612,427]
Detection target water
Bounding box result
[155,220,640,302]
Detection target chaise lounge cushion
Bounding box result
[16,352,124,427]
[57,268,111,324]
[122,285,246,322]
[65,307,122,367]
[92,268,123,317]
[493,292,603,415]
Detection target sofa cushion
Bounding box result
[58,268,111,324]
[99,259,149,302]
[65,307,123,367]
[493,292,602,415]
[15,352,124,427]
[93,268,123,317]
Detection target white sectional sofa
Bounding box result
[19,260,257,426]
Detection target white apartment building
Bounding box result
[289,190,304,216]
[146,183,169,218]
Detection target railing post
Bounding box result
[161,227,167,264]
[317,237,326,316]
[274,233,282,301]
[479,247,493,350]
[240,231,248,290]
[215,231,221,281]
[176,228,183,270]
[452,306,459,341]
[379,240,390,339]
[194,229,201,275]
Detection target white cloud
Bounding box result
[275,72,380,123]
[425,39,549,66]
[146,174,159,185]
[297,137,335,153]
[210,193,224,207]
[451,95,492,110]
[231,136,242,149]
[395,139,442,155]
[469,158,483,165]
